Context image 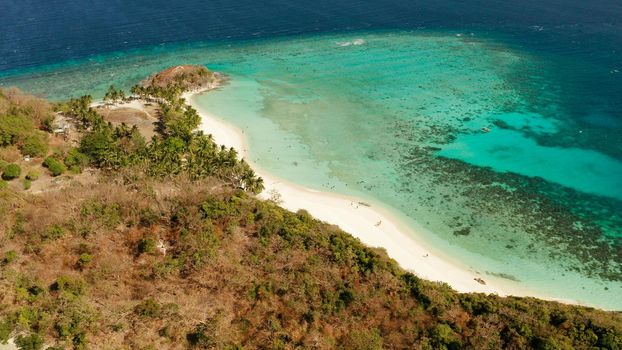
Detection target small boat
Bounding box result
[481,127,491,133]
[474,277,487,285]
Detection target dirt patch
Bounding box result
[97,105,159,140]
[28,168,99,194]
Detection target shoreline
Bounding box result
[183,88,582,305]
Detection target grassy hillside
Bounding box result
[1,68,621,350]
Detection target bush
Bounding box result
[159,325,172,338]
[187,323,216,348]
[78,127,119,166]
[0,159,7,171]
[2,250,18,265]
[23,178,31,190]
[2,163,21,180]
[430,324,462,350]
[26,170,39,181]
[42,224,64,240]
[0,319,14,344]
[134,298,161,318]
[53,303,94,346]
[64,148,89,172]
[137,238,157,255]
[139,208,160,227]
[76,253,93,270]
[0,180,7,189]
[21,134,47,157]
[80,200,121,229]
[43,157,66,176]
[402,272,430,307]
[532,336,565,350]
[41,116,54,132]
[341,329,383,350]
[14,278,45,303]
[50,275,86,298]
[0,115,34,147]
[460,294,497,316]
[15,333,44,350]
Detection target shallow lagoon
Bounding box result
[2,31,621,309]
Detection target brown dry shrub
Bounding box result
[0,173,620,350]
[0,146,22,163]
[1,87,53,127]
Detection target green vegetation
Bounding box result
[43,157,66,177]
[2,163,21,180]
[0,67,620,349]
[0,114,32,147]
[2,250,17,265]
[42,224,65,240]
[186,322,217,348]
[51,275,87,298]
[103,85,126,105]
[59,76,263,192]
[136,65,217,98]
[25,170,39,181]
[134,298,161,318]
[21,134,47,157]
[63,149,89,173]
[341,329,383,350]
[137,238,157,255]
[76,253,93,270]
[0,88,53,158]
[15,333,44,350]
[56,95,99,130]
[1,173,620,349]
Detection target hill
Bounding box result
[0,66,621,350]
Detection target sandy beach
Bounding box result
[183,89,578,302]
[0,339,17,350]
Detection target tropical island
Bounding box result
[0,65,621,349]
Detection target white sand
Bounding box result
[91,99,153,116]
[185,90,558,299]
[0,339,17,350]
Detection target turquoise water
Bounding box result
[1,32,621,309]
[438,129,622,200]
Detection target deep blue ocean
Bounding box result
[1,0,622,308]
[2,0,621,157]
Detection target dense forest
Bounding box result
[0,66,621,350]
